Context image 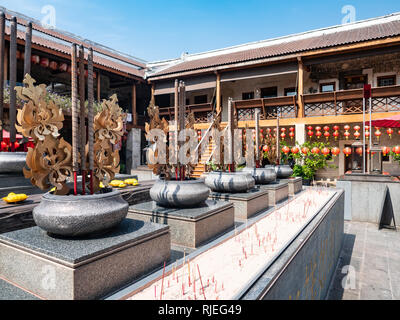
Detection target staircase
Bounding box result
[191,138,215,178]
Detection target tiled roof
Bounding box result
[149,16,400,78]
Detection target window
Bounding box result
[284,87,297,96]
[155,94,171,108]
[242,92,254,100]
[320,82,336,93]
[194,95,207,104]
[377,75,396,87]
[260,87,277,98]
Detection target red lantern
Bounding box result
[343,147,352,157]
[289,132,295,140]
[301,147,309,155]
[307,130,314,139]
[393,146,400,155]
[282,146,290,154]
[356,147,363,155]
[365,130,370,140]
[266,128,271,134]
[344,131,350,140]
[289,127,295,132]
[333,125,340,131]
[291,146,299,154]
[382,146,390,156]
[1,141,7,151]
[316,131,322,139]
[387,128,394,139]
[354,131,361,139]
[344,125,350,131]
[323,131,330,141]
[311,147,320,154]
[322,147,330,156]
[331,147,340,157]
[260,129,263,134]
[374,128,382,141]
[40,57,49,68]
[333,131,340,141]
[49,61,58,71]
[31,55,40,64]
[14,141,20,150]
[307,126,313,131]
[263,145,270,152]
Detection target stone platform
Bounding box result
[128,200,234,248]
[0,218,170,300]
[279,177,303,196]
[209,188,269,221]
[257,180,289,205]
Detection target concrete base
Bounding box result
[209,188,269,221]
[128,200,234,248]
[0,219,170,300]
[257,180,289,205]
[279,177,303,196]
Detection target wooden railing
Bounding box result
[232,85,400,120]
[159,102,213,123]
[234,96,297,121]
[303,85,400,117]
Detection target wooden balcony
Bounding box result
[232,85,400,121]
[159,102,214,123]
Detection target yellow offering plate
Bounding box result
[2,192,28,204]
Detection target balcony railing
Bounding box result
[159,102,214,123]
[232,85,400,121]
[233,96,297,121]
[303,85,400,117]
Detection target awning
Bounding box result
[371,114,400,128]
[220,62,298,82]
[154,74,217,95]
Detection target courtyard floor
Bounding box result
[327,221,400,300]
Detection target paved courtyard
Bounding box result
[327,221,400,300]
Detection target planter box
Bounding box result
[257,180,289,205]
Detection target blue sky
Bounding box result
[1,0,400,62]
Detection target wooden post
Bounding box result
[174,79,179,168]
[9,17,17,147]
[0,11,5,142]
[97,73,101,101]
[255,109,260,166]
[23,22,32,77]
[297,57,304,118]
[71,44,79,195]
[78,45,86,194]
[3,41,8,83]
[132,83,137,126]
[88,48,94,194]
[150,83,155,105]
[216,72,221,114]
[227,97,235,171]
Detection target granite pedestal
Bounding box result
[128,200,234,248]
[279,177,303,196]
[209,188,269,221]
[0,219,170,300]
[257,180,289,205]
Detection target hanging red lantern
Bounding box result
[323,131,330,141]
[49,61,58,71]
[365,130,370,140]
[291,146,299,154]
[321,147,330,156]
[266,128,271,134]
[31,55,40,64]
[289,131,295,140]
[374,128,382,141]
[344,125,350,131]
[307,130,314,139]
[333,125,340,131]
[354,131,361,139]
[382,146,390,156]
[343,147,352,157]
[282,146,290,154]
[331,147,340,157]
[392,146,400,155]
[333,131,340,141]
[356,147,363,155]
[289,127,295,133]
[301,147,309,155]
[387,128,394,139]
[40,57,50,68]
[315,126,322,139]
[307,126,313,131]
[260,129,263,134]
[1,141,7,151]
[344,131,350,140]
[311,147,320,154]
[14,141,20,150]
[280,133,286,140]
[263,145,270,152]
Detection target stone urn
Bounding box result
[33,190,129,237]
[205,171,255,193]
[150,178,210,208]
[265,164,293,179]
[0,152,27,174]
[242,167,277,184]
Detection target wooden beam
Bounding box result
[216,72,221,114]
[132,82,137,126]
[23,22,32,77]
[297,57,304,118]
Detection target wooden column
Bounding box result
[9,17,17,146]
[0,12,5,141]
[97,73,101,101]
[23,22,32,77]
[216,72,221,114]
[132,83,137,126]
[174,79,179,165]
[297,57,304,118]
[3,42,8,82]
[88,48,94,194]
[78,45,86,194]
[71,43,79,195]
